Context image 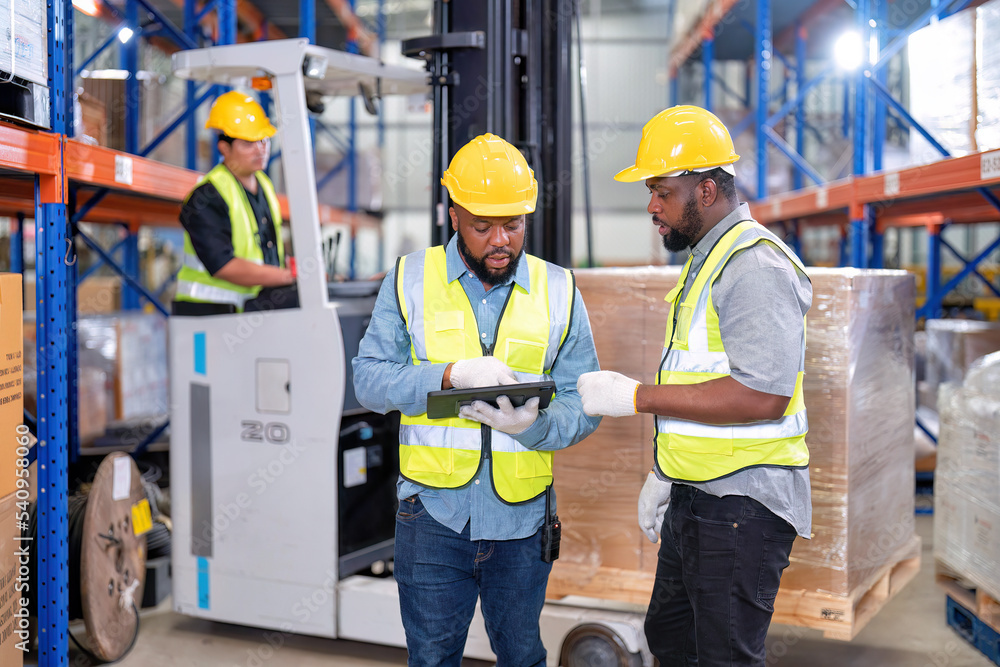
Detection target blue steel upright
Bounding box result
[39,0,73,662]
[703,32,713,112]
[123,0,140,155]
[850,0,872,268]
[793,23,805,191]
[755,0,771,199]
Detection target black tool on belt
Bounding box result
[541,484,561,563]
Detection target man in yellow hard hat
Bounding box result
[577,106,813,665]
[352,133,601,666]
[174,90,297,315]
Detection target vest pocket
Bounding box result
[515,450,552,479]
[406,445,454,475]
[503,339,547,375]
[434,311,467,358]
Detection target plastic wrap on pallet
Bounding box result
[555,267,915,602]
[908,9,976,164]
[781,269,916,597]
[925,320,1000,411]
[77,312,169,444]
[977,0,1000,150]
[935,352,1000,603]
[0,0,47,86]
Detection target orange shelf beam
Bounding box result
[753,149,1000,229]
[0,123,61,175]
[669,0,744,77]
[65,140,200,200]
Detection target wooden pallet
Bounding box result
[937,563,1000,635]
[547,535,922,642]
[771,535,922,640]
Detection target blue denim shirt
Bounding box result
[352,235,601,540]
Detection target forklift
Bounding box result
[169,4,651,664]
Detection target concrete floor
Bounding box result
[34,513,994,667]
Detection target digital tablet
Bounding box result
[426,381,557,420]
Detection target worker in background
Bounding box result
[577,106,813,666]
[174,90,297,316]
[353,133,601,667]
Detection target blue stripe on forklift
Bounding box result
[197,557,210,609]
[194,332,206,375]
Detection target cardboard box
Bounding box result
[556,267,916,601]
[0,275,23,499]
[0,492,25,667]
[0,0,47,87]
[77,276,121,314]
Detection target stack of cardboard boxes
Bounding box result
[0,274,24,667]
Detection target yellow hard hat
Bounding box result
[205,91,276,142]
[441,133,537,216]
[614,105,739,182]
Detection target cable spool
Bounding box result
[26,452,148,662]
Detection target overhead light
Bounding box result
[72,0,100,16]
[79,69,130,79]
[118,26,134,44]
[834,31,863,71]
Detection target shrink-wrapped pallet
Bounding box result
[924,319,1000,411]
[935,353,1000,602]
[553,267,917,619]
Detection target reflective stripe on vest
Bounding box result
[175,164,284,311]
[654,220,811,483]
[395,246,573,504]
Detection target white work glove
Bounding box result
[638,472,672,543]
[577,370,640,417]
[449,357,518,389]
[459,396,540,435]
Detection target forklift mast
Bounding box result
[403,0,574,268]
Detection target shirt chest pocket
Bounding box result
[433,311,468,359]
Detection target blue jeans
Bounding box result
[645,484,797,666]
[394,496,551,667]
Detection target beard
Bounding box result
[457,232,524,286]
[661,194,705,253]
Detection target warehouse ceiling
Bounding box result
[115,0,954,61]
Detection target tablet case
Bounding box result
[426,381,557,420]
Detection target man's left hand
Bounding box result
[459,396,540,435]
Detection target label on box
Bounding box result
[112,456,131,500]
[115,155,133,185]
[982,150,1000,181]
[0,346,21,409]
[131,499,152,536]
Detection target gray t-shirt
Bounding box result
[662,202,813,538]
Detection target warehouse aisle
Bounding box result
[33,514,990,666]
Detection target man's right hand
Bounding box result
[447,357,519,389]
[638,471,672,543]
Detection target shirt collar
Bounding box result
[690,202,753,259]
[445,234,531,292]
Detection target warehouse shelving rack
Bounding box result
[670,0,1000,321]
[3,0,384,661]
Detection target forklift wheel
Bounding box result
[560,623,643,667]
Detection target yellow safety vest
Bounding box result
[176,164,285,311]
[395,246,574,504]
[654,220,810,483]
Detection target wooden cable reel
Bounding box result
[76,452,148,661]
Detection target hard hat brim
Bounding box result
[452,200,536,217]
[614,158,739,183]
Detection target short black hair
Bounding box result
[217,133,235,145]
[696,167,737,202]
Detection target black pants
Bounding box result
[645,484,797,666]
[171,286,299,316]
